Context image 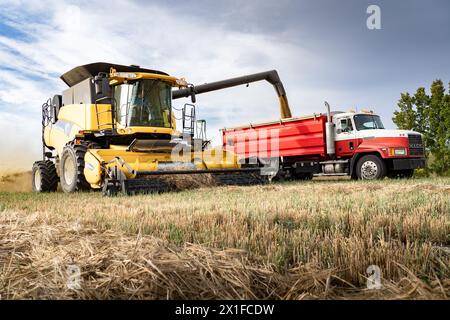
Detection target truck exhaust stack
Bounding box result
[324,101,335,156]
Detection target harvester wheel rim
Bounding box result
[63,153,76,185]
[33,169,42,191]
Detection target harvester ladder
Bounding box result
[182,103,196,138]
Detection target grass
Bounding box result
[0,175,449,299]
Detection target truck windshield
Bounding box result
[354,114,384,131]
[114,79,171,128]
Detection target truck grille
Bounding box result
[408,134,424,156]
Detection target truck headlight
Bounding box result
[389,148,407,156]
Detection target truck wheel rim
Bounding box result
[361,161,378,179]
[34,170,41,190]
[64,155,76,185]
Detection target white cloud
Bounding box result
[0,0,331,169]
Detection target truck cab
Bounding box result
[331,111,425,179]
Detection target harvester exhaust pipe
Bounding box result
[324,101,335,156]
[172,70,292,119]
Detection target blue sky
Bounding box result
[0,0,449,169]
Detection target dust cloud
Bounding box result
[0,171,32,192]
[0,146,38,192]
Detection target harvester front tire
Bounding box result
[60,142,90,193]
[32,160,58,192]
[356,155,386,180]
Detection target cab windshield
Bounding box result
[114,80,172,128]
[354,114,385,131]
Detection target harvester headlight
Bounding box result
[389,148,407,156]
[111,72,137,79]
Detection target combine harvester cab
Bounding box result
[33,63,266,195]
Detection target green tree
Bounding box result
[412,87,430,144]
[393,92,416,131]
[392,80,450,175]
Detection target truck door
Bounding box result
[334,116,357,157]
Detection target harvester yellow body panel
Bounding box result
[84,147,241,188]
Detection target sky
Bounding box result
[0,0,449,169]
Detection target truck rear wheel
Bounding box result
[32,160,58,192]
[356,155,386,180]
[60,142,90,193]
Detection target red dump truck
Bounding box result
[222,103,426,180]
[172,70,425,180]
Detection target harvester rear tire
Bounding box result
[60,142,90,193]
[32,160,58,192]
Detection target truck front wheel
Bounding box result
[356,155,386,180]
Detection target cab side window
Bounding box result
[339,118,353,133]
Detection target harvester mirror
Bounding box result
[94,72,111,98]
[51,95,62,124]
[94,74,104,95]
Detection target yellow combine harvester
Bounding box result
[32,62,291,195]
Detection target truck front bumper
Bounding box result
[391,158,426,170]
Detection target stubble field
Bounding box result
[0,172,449,299]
